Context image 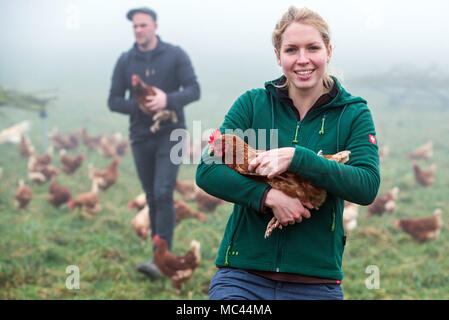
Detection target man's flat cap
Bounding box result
[126,7,157,21]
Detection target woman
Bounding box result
[196,6,380,300]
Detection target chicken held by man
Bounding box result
[131,74,178,133]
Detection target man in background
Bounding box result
[108,7,200,278]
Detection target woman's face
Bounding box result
[275,22,332,93]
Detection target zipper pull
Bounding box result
[224,243,232,266]
[319,115,326,135]
[292,121,300,144]
[331,211,336,232]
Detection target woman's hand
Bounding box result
[264,189,313,226]
[248,147,295,179]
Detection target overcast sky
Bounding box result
[1,0,448,92]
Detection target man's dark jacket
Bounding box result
[108,36,200,142]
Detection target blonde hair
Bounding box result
[272,6,333,89]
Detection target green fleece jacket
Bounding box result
[195,76,380,280]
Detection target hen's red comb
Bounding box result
[152,235,160,243]
[208,129,221,145]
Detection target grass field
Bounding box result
[0,85,448,300]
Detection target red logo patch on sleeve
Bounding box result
[369,134,377,145]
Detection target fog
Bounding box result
[1,0,449,97]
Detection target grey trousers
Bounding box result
[131,132,180,251]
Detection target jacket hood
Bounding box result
[264,75,367,109]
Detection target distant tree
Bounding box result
[347,64,449,108]
[0,85,56,114]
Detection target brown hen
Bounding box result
[131,205,151,240]
[412,162,436,187]
[153,235,201,293]
[60,150,85,175]
[367,187,399,218]
[68,181,100,219]
[15,179,32,211]
[47,178,72,208]
[88,156,120,191]
[131,74,178,133]
[174,199,205,223]
[408,141,433,160]
[395,209,443,242]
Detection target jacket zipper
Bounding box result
[275,229,285,272]
[224,211,244,266]
[224,243,232,266]
[331,206,336,232]
[319,114,326,135]
[292,121,301,144]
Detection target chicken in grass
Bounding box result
[128,193,205,225]
[47,178,72,208]
[115,138,130,157]
[27,153,59,184]
[174,199,205,223]
[343,201,359,233]
[395,209,443,242]
[30,147,53,166]
[408,141,433,160]
[0,120,31,144]
[68,181,101,219]
[131,74,178,133]
[131,205,151,240]
[98,134,119,158]
[378,145,389,163]
[49,127,78,150]
[175,179,197,202]
[412,162,436,187]
[367,187,399,218]
[152,235,201,293]
[128,193,147,211]
[207,129,351,238]
[88,156,120,191]
[195,186,226,212]
[18,134,35,158]
[60,149,85,175]
[15,179,32,211]
[81,128,102,151]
